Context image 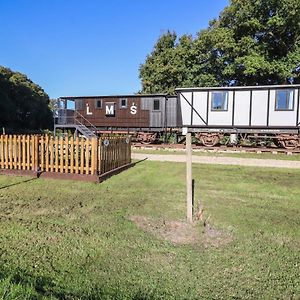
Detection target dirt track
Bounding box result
[132,153,300,169]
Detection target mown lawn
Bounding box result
[0,162,299,299]
[132,147,300,161]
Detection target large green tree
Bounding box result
[0,66,53,132]
[139,0,300,94]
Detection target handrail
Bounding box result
[74,111,98,133]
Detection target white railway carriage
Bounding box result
[176,84,300,149]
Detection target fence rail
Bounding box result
[0,135,131,178]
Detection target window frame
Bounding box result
[95,99,102,109]
[119,98,127,109]
[211,91,229,111]
[153,99,160,111]
[274,89,294,111]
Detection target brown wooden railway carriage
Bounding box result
[54,94,179,143]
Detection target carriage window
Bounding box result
[275,90,294,111]
[95,99,102,109]
[211,92,228,111]
[153,99,160,110]
[120,98,127,109]
[75,99,83,110]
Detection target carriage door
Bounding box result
[150,98,163,128]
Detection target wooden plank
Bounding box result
[29,136,33,171]
[34,135,39,172]
[55,137,59,172]
[2,135,6,169]
[70,136,74,174]
[103,139,106,174]
[85,139,91,174]
[22,135,26,170]
[60,137,64,173]
[45,135,49,172]
[12,135,17,169]
[75,137,79,174]
[8,135,13,169]
[129,136,131,163]
[0,135,4,169]
[27,136,31,170]
[40,136,44,171]
[26,135,29,170]
[91,137,97,175]
[65,137,69,173]
[101,139,104,174]
[30,136,34,171]
[30,135,34,170]
[112,139,116,170]
[4,135,7,169]
[18,135,21,170]
[50,137,54,172]
[98,139,101,175]
[80,138,84,174]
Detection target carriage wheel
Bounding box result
[138,132,158,144]
[196,133,221,147]
[276,134,300,150]
[282,139,299,150]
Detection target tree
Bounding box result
[139,0,300,94]
[0,66,53,132]
[139,31,180,95]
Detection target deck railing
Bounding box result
[0,135,131,178]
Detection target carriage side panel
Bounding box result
[251,90,268,126]
[233,91,251,126]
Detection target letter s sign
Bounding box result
[130,103,137,115]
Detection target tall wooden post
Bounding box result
[186,132,193,223]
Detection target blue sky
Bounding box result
[0,0,229,98]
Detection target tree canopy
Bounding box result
[0,66,53,132]
[139,0,300,94]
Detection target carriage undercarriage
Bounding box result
[194,129,300,149]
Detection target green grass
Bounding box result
[0,162,299,299]
[132,147,300,161]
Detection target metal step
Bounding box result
[75,124,97,139]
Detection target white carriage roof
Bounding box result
[175,84,300,92]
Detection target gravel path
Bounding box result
[132,153,300,169]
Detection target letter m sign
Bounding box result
[105,102,115,116]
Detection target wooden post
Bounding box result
[186,132,193,223]
[91,137,97,175]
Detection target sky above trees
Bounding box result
[139,0,300,94]
[0,0,228,98]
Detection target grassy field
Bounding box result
[0,162,299,299]
[132,147,300,161]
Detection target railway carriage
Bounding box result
[55,84,300,149]
[55,94,179,143]
[176,84,300,149]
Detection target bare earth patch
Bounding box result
[129,215,233,247]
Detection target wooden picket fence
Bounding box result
[0,135,131,178]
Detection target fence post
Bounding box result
[91,137,98,175]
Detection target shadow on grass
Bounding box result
[0,269,104,300]
[0,267,157,300]
[0,177,37,190]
